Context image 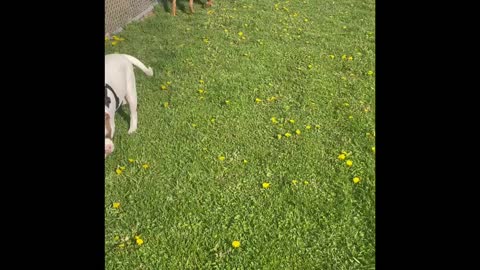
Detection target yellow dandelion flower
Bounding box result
[347,56,353,61]
[304,18,308,22]
[262,182,270,189]
[329,55,335,59]
[285,132,292,138]
[348,115,353,119]
[116,168,123,175]
[295,129,301,135]
[342,26,347,29]
[218,156,225,161]
[271,117,278,124]
[161,85,167,90]
[224,29,229,33]
[119,243,125,248]
[167,81,172,85]
[241,36,246,40]
[308,64,313,69]
[192,123,197,127]
[343,102,350,107]
[238,32,243,36]
[289,119,295,124]
[304,180,309,185]
[112,35,124,41]
[142,164,149,169]
[203,38,209,43]
[136,238,144,245]
[128,158,135,163]
[255,98,262,103]
[243,159,248,164]
[368,70,374,76]
[232,240,241,248]
[292,179,298,185]
[111,41,118,46]
[225,100,231,105]
[315,125,320,129]
[163,102,169,108]
[199,79,205,84]
[346,160,353,167]
[105,37,109,41]
[277,134,282,139]
[198,89,205,94]
[306,125,311,130]
[114,236,119,241]
[338,154,346,160]
[372,147,375,153]
[119,166,126,171]
[353,177,360,184]
[341,55,347,60]
[113,202,120,209]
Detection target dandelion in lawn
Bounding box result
[277,134,282,139]
[114,236,119,241]
[353,177,361,184]
[348,115,353,119]
[199,79,205,84]
[218,156,225,161]
[112,35,124,41]
[161,85,167,90]
[348,56,353,61]
[372,147,376,153]
[135,236,144,246]
[113,202,120,209]
[338,154,346,161]
[289,119,295,124]
[329,55,335,59]
[306,125,311,130]
[255,98,262,103]
[232,240,241,248]
[343,102,350,107]
[111,41,119,46]
[224,29,229,33]
[271,117,278,124]
[128,158,135,163]
[243,159,248,164]
[315,125,320,129]
[296,129,301,135]
[225,100,231,105]
[116,168,123,175]
[308,64,313,69]
[285,132,292,138]
[346,160,353,167]
[167,81,172,85]
[142,164,149,169]
[262,182,271,189]
[292,179,298,185]
[119,243,125,248]
[342,55,347,60]
[304,180,309,185]
[192,123,197,127]
[163,102,169,108]
[368,70,374,76]
[267,96,277,102]
[238,32,243,37]
[198,89,205,94]
[304,18,309,22]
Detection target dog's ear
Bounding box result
[105,112,112,138]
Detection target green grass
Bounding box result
[105,0,375,268]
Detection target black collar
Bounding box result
[105,84,121,110]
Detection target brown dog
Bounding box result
[172,0,213,16]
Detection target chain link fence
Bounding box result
[105,0,158,35]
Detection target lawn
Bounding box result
[105,0,375,269]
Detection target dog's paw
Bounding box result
[127,128,137,134]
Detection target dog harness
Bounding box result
[105,84,122,110]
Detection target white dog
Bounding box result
[105,54,153,157]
